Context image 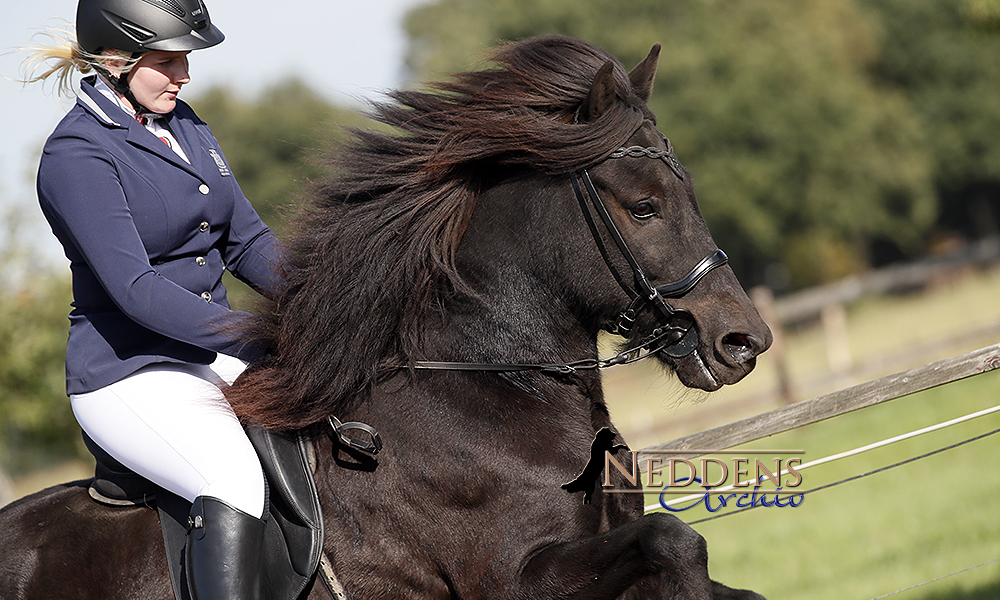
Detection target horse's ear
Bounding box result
[579,60,616,123]
[629,43,661,102]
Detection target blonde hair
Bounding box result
[18,24,139,98]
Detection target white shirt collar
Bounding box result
[93,76,140,119]
[90,76,191,164]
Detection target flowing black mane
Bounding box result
[229,36,654,430]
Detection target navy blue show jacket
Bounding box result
[38,77,287,395]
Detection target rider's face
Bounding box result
[125,51,191,114]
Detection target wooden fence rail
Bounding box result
[749,236,1000,402]
[769,236,1000,325]
[638,342,1000,464]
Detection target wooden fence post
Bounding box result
[821,302,852,373]
[751,286,795,404]
[0,466,13,508]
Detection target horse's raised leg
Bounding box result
[519,512,763,600]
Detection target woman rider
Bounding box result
[24,0,286,597]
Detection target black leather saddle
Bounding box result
[83,426,324,600]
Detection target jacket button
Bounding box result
[201,291,212,302]
[196,256,207,266]
[199,184,210,195]
[199,221,210,232]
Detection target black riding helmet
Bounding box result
[76,0,224,112]
[77,0,224,54]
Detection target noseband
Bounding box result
[411,133,728,376]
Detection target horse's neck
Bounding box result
[405,266,612,431]
[425,264,598,367]
[391,176,613,426]
[439,178,604,365]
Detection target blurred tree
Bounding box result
[861,0,1000,244]
[404,0,940,289]
[964,0,1000,28]
[0,207,77,475]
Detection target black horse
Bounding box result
[0,36,771,599]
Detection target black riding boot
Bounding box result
[186,496,266,600]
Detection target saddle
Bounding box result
[83,426,326,600]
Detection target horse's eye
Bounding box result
[630,201,657,220]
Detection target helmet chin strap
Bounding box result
[94,52,154,116]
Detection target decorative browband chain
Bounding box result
[609,142,685,180]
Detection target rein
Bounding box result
[412,134,728,376]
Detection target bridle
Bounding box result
[569,135,729,354]
[336,132,728,455]
[411,131,729,376]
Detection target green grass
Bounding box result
[601,266,1000,600]
[692,373,1000,600]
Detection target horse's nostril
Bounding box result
[721,332,755,364]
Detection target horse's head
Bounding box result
[226,36,773,432]
[564,43,772,390]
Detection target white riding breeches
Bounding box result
[71,354,266,519]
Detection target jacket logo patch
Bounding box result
[207,148,231,176]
